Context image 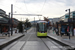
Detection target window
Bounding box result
[38,23,47,32]
[0,16,3,18]
[65,16,69,18]
[73,16,75,18]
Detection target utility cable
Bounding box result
[24,0,29,13]
[38,0,46,20]
[40,0,46,13]
[14,5,28,13]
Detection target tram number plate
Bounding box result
[42,32,44,33]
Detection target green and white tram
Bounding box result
[36,21,48,37]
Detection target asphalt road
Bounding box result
[2,28,67,50]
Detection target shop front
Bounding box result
[57,22,74,36]
[0,23,9,34]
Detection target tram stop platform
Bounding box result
[0,33,24,49]
[0,27,32,50]
[48,30,75,50]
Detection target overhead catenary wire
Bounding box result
[14,0,28,14]
[40,0,46,13]
[15,0,43,21]
[14,5,28,13]
[38,0,46,20]
[13,6,21,14]
[24,0,29,13]
[13,2,28,21]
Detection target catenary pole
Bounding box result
[11,4,13,36]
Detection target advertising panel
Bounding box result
[74,28,75,35]
[61,25,67,34]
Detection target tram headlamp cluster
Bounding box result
[43,23,45,24]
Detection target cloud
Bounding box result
[16,0,46,4]
[0,0,75,21]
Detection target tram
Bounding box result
[36,21,48,37]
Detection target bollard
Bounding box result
[69,32,70,40]
[8,32,10,37]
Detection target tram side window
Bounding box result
[43,23,47,32]
[37,24,39,31]
[0,28,1,33]
[39,23,43,32]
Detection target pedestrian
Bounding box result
[52,27,55,34]
[15,29,17,33]
[55,28,59,35]
[65,27,67,35]
[67,26,69,36]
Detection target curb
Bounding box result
[47,35,75,50]
[0,34,24,50]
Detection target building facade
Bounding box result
[57,11,75,36]
[0,9,19,34]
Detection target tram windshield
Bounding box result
[38,23,47,32]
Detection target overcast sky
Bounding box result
[0,0,75,21]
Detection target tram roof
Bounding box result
[37,21,47,23]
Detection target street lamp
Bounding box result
[65,9,70,39]
[8,13,10,37]
[65,9,70,18]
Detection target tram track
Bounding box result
[3,34,27,50]
[3,28,34,50]
[46,37,63,50]
[20,32,33,50]
[5,34,32,50]
[2,28,67,50]
[4,36,66,50]
[40,37,66,50]
[7,40,20,50]
[40,38,50,50]
[20,28,37,50]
